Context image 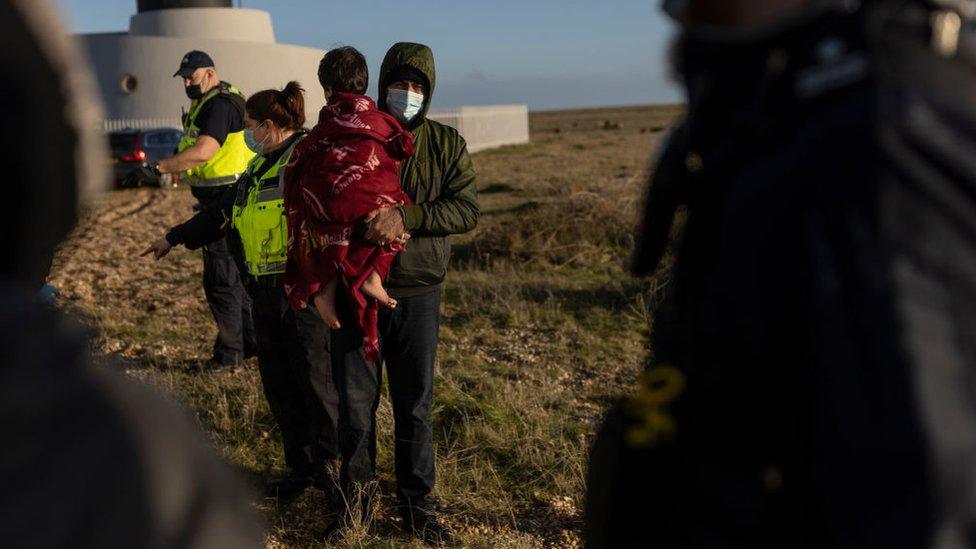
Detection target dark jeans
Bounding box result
[249,282,339,473]
[331,287,441,511]
[202,234,256,364]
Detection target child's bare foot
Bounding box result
[312,278,341,329]
[361,270,397,309]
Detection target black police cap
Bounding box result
[173,50,215,77]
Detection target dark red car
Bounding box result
[109,128,182,188]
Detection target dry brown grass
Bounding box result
[49,104,682,548]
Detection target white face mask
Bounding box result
[386,88,424,123]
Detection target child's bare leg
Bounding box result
[312,278,342,329]
[361,270,397,309]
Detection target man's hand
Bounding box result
[141,237,173,260]
[158,135,220,173]
[123,165,159,187]
[364,206,408,246]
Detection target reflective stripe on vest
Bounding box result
[231,136,304,278]
[178,83,255,186]
[182,174,241,187]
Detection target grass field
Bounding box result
[49,104,683,548]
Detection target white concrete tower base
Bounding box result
[80,6,326,129]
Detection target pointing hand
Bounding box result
[141,237,173,260]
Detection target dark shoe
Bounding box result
[312,473,347,513]
[317,518,344,543]
[265,473,312,500]
[311,465,342,511]
[401,508,452,546]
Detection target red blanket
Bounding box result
[283,93,414,362]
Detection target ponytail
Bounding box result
[279,81,305,128]
[245,81,306,130]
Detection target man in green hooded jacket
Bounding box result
[329,42,478,543]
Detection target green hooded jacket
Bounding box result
[379,42,480,294]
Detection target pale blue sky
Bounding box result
[57,0,682,110]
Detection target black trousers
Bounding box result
[249,282,340,474]
[331,287,441,511]
[202,232,256,365]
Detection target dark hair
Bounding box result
[245,81,305,130]
[318,46,368,95]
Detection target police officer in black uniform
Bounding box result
[154,51,258,370]
[586,0,976,547]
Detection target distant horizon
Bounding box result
[524,101,684,113]
[58,0,683,111]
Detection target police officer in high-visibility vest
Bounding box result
[145,50,257,370]
[142,82,340,500]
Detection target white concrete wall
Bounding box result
[101,106,532,155]
[80,32,327,127]
[429,105,530,152]
[80,7,530,153]
[129,7,275,43]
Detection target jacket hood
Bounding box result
[378,42,436,129]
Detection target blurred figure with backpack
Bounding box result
[587,1,976,547]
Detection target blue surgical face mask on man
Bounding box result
[387,88,424,124]
[244,121,268,154]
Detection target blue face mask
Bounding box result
[387,88,424,123]
[244,122,268,154]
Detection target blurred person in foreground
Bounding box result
[586,0,976,547]
[0,0,261,546]
[143,82,342,504]
[324,42,479,544]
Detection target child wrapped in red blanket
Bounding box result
[283,88,414,363]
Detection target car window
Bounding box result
[145,130,181,147]
[109,132,137,155]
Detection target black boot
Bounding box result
[317,518,344,543]
[311,461,342,511]
[264,472,312,500]
[316,480,375,543]
[401,507,452,546]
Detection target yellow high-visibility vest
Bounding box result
[178,82,255,187]
[231,135,304,277]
